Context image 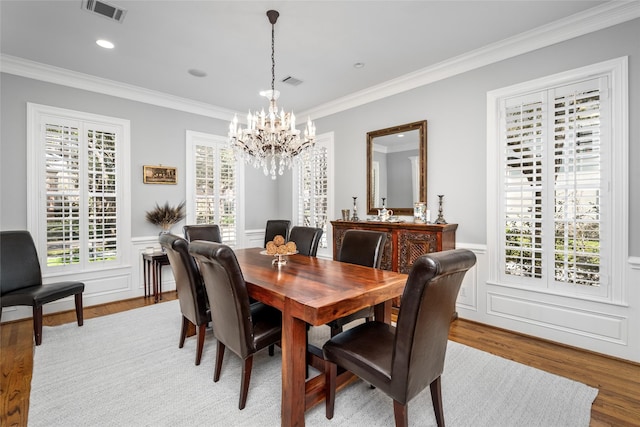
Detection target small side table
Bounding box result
[142,252,170,303]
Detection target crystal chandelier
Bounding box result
[229,10,316,180]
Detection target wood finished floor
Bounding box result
[1,293,639,427]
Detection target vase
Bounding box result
[158,228,171,252]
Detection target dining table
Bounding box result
[234,247,408,427]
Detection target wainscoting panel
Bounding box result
[486,292,627,343]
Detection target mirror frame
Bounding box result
[366,120,427,216]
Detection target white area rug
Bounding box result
[30,300,597,426]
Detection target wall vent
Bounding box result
[282,76,303,86]
[82,0,127,23]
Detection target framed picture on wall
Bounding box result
[143,165,177,184]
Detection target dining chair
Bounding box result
[189,241,282,410]
[183,224,222,243]
[288,226,323,257]
[159,233,211,366]
[0,230,85,345]
[327,229,386,336]
[264,219,291,247]
[323,249,477,427]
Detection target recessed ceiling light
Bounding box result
[96,39,114,49]
[353,62,365,69]
[188,69,207,78]
[397,134,405,138]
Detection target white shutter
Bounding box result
[550,78,604,287]
[86,127,118,263]
[501,93,546,282]
[190,133,237,247]
[297,143,329,248]
[44,121,82,267]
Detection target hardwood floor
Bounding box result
[2,293,639,427]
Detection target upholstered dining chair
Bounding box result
[0,230,85,345]
[189,241,282,410]
[288,226,323,257]
[264,219,291,247]
[159,233,211,366]
[183,224,222,243]
[323,249,477,427]
[327,229,387,336]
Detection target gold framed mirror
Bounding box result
[366,120,427,216]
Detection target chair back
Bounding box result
[264,220,291,247]
[0,230,42,295]
[159,234,209,326]
[183,224,222,243]
[189,241,255,358]
[337,230,386,268]
[289,226,323,257]
[391,249,476,402]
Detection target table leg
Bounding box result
[152,261,159,303]
[281,300,307,427]
[143,258,148,298]
[374,300,392,324]
[157,262,163,301]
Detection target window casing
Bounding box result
[186,131,243,247]
[487,57,628,303]
[293,133,334,258]
[28,103,131,274]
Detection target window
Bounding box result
[27,103,130,273]
[487,57,628,302]
[293,133,334,257]
[185,131,243,247]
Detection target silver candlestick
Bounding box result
[435,194,447,224]
[351,196,359,221]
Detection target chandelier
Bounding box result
[229,10,316,180]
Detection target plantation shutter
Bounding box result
[550,78,605,287]
[193,141,237,246]
[500,77,606,289]
[43,118,120,268]
[44,121,82,266]
[297,143,329,248]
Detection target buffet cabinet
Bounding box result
[331,221,457,306]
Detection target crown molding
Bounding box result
[1,1,638,121]
[300,1,640,119]
[0,54,237,121]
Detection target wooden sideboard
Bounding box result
[331,220,458,309]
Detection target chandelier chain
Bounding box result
[271,21,275,98]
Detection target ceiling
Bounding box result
[1,1,609,116]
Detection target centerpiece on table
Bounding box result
[145,201,186,237]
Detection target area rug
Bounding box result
[29,300,598,426]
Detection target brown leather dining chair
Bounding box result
[264,219,291,247]
[288,226,323,257]
[183,224,222,243]
[159,233,211,366]
[0,230,85,345]
[327,229,387,336]
[323,249,477,427]
[189,241,282,410]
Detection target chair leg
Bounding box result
[430,376,445,427]
[195,324,206,366]
[74,293,84,326]
[33,306,43,346]
[239,355,253,410]
[325,360,337,419]
[393,400,408,427]
[268,344,275,356]
[214,341,225,382]
[330,324,342,337]
[179,316,189,349]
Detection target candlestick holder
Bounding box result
[351,196,359,221]
[435,194,447,224]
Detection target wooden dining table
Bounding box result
[234,247,408,427]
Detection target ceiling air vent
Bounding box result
[282,76,303,86]
[82,0,127,23]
